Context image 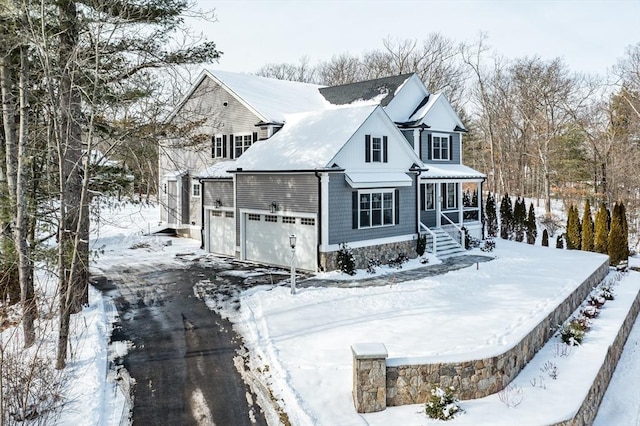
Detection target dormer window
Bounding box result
[365,135,388,163]
[432,134,451,161]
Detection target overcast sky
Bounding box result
[193,0,639,78]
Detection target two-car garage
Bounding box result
[205,208,318,272]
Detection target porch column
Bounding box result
[320,172,330,250]
[458,181,463,225]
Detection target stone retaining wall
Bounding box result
[321,239,416,272]
[352,259,610,412]
[553,276,640,426]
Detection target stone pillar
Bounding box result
[352,343,388,413]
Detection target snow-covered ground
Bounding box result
[202,240,639,425]
[4,200,638,425]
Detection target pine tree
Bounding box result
[514,197,526,242]
[542,229,549,247]
[581,199,594,252]
[485,193,498,238]
[594,202,609,254]
[566,205,582,250]
[608,202,627,266]
[526,202,537,244]
[500,194,513,240]
[556,234,564,249]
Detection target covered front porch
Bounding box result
[417,177,484,255]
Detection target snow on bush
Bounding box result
[425,386,463,421]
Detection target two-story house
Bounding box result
[159,70,485,272]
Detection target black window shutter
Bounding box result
[229,134,234,159]
[427,134,432,160]
[383,136,388,163]
[449,135,453,161]
[252,132,257,143]
[394,189,400,224]
[352,192,359,229]
[211,136,215,158]
[365,135,371,163]
[222,135,227,158]
[420,184,425,211]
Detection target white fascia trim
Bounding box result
[320,233,417,253]
[239,208,317,219]
[420,177,484,183]
[204,205,235,212]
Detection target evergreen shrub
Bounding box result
[336,243,356,275]
[425,386,462,421]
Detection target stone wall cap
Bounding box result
[352,343,388,359]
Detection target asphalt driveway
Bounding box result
[93,257,286,426]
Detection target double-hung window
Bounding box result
[213,136,224,158]
[192,181,201,198]
[432,134,450,160]
[359,190,394,228]
[234,134,252,158]
[365,135,388,163]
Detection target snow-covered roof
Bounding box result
[421,164,486,179]
[210,70,328,123]
[232,105,378,171]
[408,92,465,131]
[197,160,236,179]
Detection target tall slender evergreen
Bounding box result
[526,202,537,244]
[581,199,594,252]
[513,197,526,242]
[566,205,582,250]
[608,202,626,265]
[594,202,609,254]
[542,229,549,247]
[499,194,513,240]
[485,193,498,238]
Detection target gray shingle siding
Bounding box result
[420,131,461,164]
[235,173,319,245]
[328,173,416,245]
[202,180,233,207]
[401,130,414,147]
[420,210,437,227]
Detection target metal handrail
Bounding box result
[419,222,437,254]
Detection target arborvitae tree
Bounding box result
[608,202,627,265]
[485,192,498,238]
[566,205,582,250]
[542,229,549,247]
[526,202,537,244]
[513,197,526,242]
[556,234,564,249]
[581,199,594,252]
[500,194,513,240]
[594,202,609,254]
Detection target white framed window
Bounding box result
[432,134,450,161]
[192,181,201,198]
[365,135,388,163]
[213,135,224,158]
[444,182,458,210]
[421,183,435,210]
[359,190,394,228]
[234,134,252,158]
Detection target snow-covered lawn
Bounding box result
[7,200,635,425]
[206,241,640,425]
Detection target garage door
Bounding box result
[208,210,235,256]
[244,213,317,271]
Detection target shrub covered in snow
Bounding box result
[560,319,588,346]
[336,243,356,275]
[366,257,380,274]
[480,239,495,252]
[581,305,600,319]
[387,252,409,269]
[425,386,462,421]
[416,234,427,256]
[600,286,615,301]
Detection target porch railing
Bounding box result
[419,222,437,254]
[440,212,466,248]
